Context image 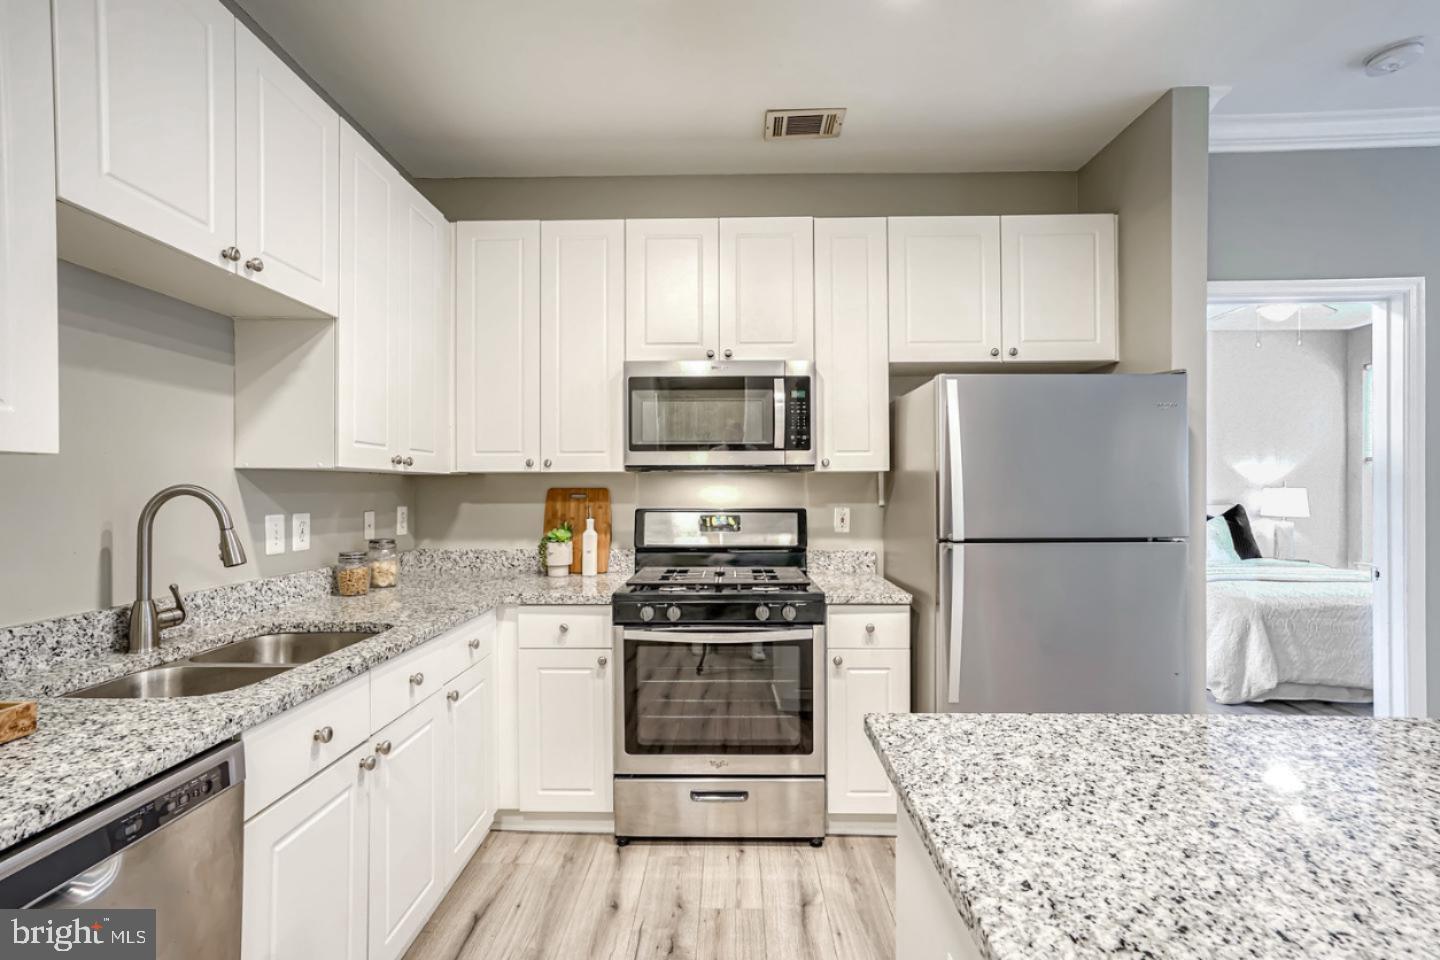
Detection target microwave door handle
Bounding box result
[773,378,786,450]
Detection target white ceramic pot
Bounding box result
[545,541,573,577]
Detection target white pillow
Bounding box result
[1206,516,1241,564]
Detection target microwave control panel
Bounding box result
[784,377,811,450]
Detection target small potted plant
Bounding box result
[540,523,574,577]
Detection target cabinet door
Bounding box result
[337,123,399,470]
[624,218,718,361]
[1001,214,1117,363]
[0,0,58,454]
[455,221,541,471]
[54,0,237,271]
[242,743,369,960]
[441,657,495,880]
[719,217,813,361]
[396,192,453,473]
[235,26,339,315]
[814,218,888,472]
[826,648,909,816]
[540,220,625,471]
[368,696,445,960]
[518,647,613,813]
[887,217,1001,363]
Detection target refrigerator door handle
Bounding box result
[939,378,965,540]
[939,544,964,705]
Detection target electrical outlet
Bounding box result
[265,515,286,556]
[396,505,409,537]
[363,510,375,540]
[292,513,311,552]
[833,507,851,534]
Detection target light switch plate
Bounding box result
[833,507,851,534]
[396,505,409,537]
[265,515,286,555]
[292,513,311,552]
[363,510,375,540]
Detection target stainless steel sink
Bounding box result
[188,630,380,666]
[67,664,291,699]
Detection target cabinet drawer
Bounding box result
[827,608,910,650]
[370,638,448,730]
[242,674,370,819]
[517,607,611,649]
[433,612,496,684]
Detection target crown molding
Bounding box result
[1209,107,1440,153]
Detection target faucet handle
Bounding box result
[158,583,188,629]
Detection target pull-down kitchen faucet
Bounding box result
[128,484,247,654]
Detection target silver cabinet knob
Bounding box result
[409,672,425,686]
[221,246,241,262]
[468,637,481,650]
[359,755,377,771]
[832,655,844,667]
[865,622,876,634]
[990,347,1000,357]
[706,349,716,359]
[402,456,414,467]
[543,458,552,468]
[446,689,460,702]
[374,740,392,756]
[723,349,733,358]
[313,726,334,744]
[1009,347,1019,357]
[597,655,608,667]
[559,623,569,633]
[391,455,403,465]
[525,458,535,468]
[245,257,264,272]
[821,458,830,468]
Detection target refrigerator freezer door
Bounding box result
[939,541,1187,713]
[939,374,1189,541]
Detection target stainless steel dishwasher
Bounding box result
[0,742,244,959]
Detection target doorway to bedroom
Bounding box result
[1204,279,1426,719]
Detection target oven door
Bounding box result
[614,626,825,776]
[624,361,813,469]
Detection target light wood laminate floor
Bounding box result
[403,831,896,960]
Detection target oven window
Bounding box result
[628,377,776,450]
[622,634,814,755]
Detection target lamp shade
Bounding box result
[1259,486,1310,519]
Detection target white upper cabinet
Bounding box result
[1001,214,1118,363]
[54,0,237,271]
[719,217,813,361]
[887,216,1002,363]
[235,27,339,316]
[625,218,719,360]
[396,198,453,473]
[0,0,59,455]
[814,218,888,472]
[455,221,541,472]
[541,220,626,471]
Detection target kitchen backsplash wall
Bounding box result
[415,471,885,567]
[0,265,416,629]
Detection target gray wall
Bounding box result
[1078,88,1212,712]
[0,265,415,628]
[1209,147,1440,713]
[1207,330,1354,567]
[416,173,1078,221]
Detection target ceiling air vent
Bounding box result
[763,108,846,141]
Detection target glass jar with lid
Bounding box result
[336,551,371,596]
[368,538,400,588]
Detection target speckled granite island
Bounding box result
[867,712,1440,960]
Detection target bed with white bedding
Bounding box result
[1206,559,1374,704]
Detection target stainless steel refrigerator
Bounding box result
[884,373,1190,714]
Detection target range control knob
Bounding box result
[666,605,682,622]
[781,605,798,622]
[754,605,771,622]
[639,605,655,622]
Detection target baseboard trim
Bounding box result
[493,810,616,834]
[827,813,898,836]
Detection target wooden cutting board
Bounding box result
[542,488,612,573]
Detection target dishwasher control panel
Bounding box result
[111,764,232,848]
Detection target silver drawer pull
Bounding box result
[558,623,569,633]
[312,726,334,744]
[409,672,425,686]
[690,790,749,804]
[359,756,377,771]
[865,623,875,633]
[447,689,460,702]
[374,740,392,756]
[468,637,481,650]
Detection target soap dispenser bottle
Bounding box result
[581,514,599,578]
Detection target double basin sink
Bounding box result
[65,630,381,700]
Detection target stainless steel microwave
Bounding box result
[624,360,815,470]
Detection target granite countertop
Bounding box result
[867,712,1440,960]
[0,560,908,852]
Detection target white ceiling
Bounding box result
[234,0,1440,178]
[1207,302,1377,332]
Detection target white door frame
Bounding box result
[1208,278,1427,718]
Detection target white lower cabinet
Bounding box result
[440,657,496,880]
[517,646,614,813]
[826,609,911,818]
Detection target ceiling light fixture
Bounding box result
[1257,303,1301,322]
[1364,39,1426,77]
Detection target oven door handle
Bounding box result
[621,628,813,644]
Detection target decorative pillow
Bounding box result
[1222,504,1263,560]
[1206,516,1241,564]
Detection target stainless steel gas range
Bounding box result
[611,508,826,846]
